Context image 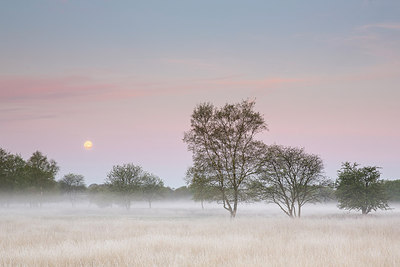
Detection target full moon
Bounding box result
[84,140,93,150]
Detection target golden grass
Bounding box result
[0,207,399,267]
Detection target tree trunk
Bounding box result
[125,198,131,210]
[201,199,204,210]
[231,188,238,218]
[230,209,236,218]
[361,207,367,214]
[298,203,302,218]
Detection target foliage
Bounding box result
[58,173,86,206]
[253,145,326,217]
[59,173,86,192]
[183,100,268,217]
[171,186,192,199]
[87,183,113,208]
[105,163,165,209]
[185,166,220,209]
[315,183,336,202]
[140,173,164,208]
[384,179,400,202]
[335,162,389,214]
[105,163,144,209]
[25,151,59,192]
[0,148,26,193]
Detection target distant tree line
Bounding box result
[1,100,399,216]
[0,148,195,208]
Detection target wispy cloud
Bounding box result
[0,75,113,103]
[359,23,400,30]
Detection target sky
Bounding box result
[1,0,400,188]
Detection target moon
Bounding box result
[84,140,93,150]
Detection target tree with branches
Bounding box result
[183,100,268,218]
[59,173,86,206]
[106,163,144,210]
[185,166,219,210]
[25,151,59,207]
[140,173,164,208]
[252,145,326,217]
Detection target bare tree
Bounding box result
[183,100,268,218]
[254,145,326,218]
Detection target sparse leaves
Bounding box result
[253,145,326,217]
[183,100,268,217]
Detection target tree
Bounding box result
[87,183,113,208]
[335,162,389,214]
[25,151,59,206]
[253,145,326,218]
[58,173,86,206]
[172,186,192,199]
[0,149,24,191]
[0,149,26,206]
[183,100,268,218]
[140,173,164,208]
[105,163,144,210]
[185,167,219,209]
[384,179,400,202]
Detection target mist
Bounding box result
[1,198,400,266]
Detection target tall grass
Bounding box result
[0,205,399,266]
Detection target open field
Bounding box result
[1,203,399,267]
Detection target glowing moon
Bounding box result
[84,140,93,150]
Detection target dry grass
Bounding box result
[0,205,399,266]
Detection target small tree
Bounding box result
[105,163,144,210]
[384,179,400,202]
[335,162,389,214]
[87,183,113,208]
[140,173,164,208]
[185,167,219,210]
[59,173,86,206]
[25,151,59,207]
[183,100,268,218]
[254,145,326,218]
[0,149,26,206]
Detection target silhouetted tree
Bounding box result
[252,145,326,218]
[106,164,144,210]
[25,151,59,207]
[335,163,389,214]
[185,167,219,209]
[384,179,400,202]
[0,149,26,206]
[59,173,86,206]
[87,183,113,208]
[184,100,268,218]
[140,173,164,208]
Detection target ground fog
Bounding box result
[1,202,399,267]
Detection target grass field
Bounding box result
[0,203,399,266]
